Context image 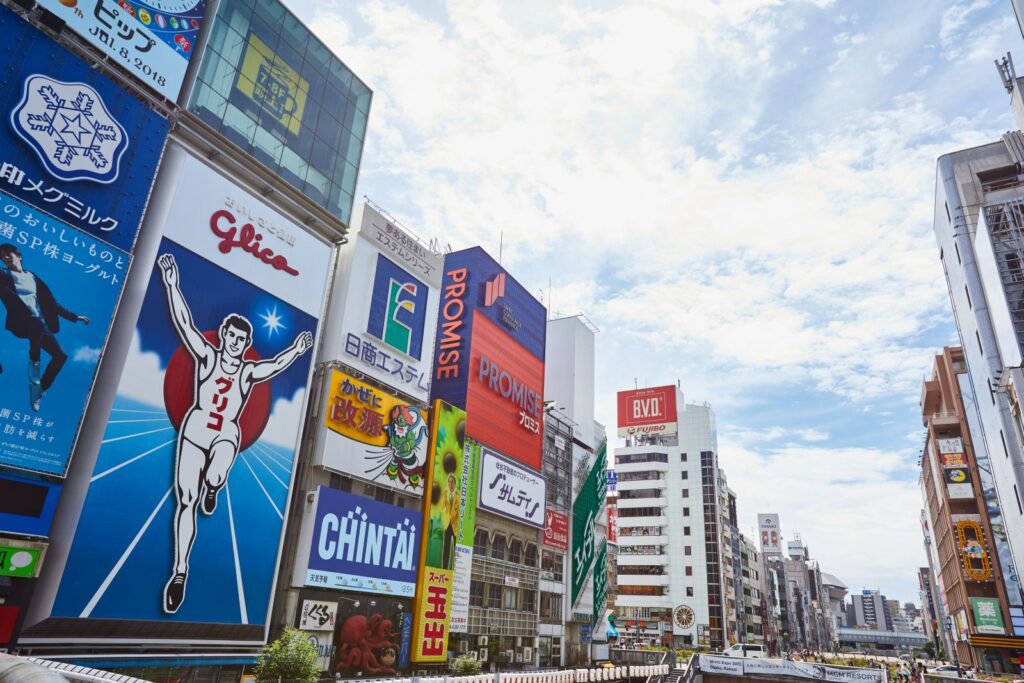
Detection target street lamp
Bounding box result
[944,616,960,670]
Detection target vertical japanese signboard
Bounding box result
[49,150,331,639]
[33,0,207,101]
[543,510,569,551]
[333,203,442,403]
[449,438,480,634]
[592,540,607,626]
[410,400,466,662]
[572,438,606,607]
[0,6,167,476]
[320,368,429,493]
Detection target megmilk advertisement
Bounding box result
[48,152,332,636]
[0,6,167,477]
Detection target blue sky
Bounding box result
[285,0,1023,604]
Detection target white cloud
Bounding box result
[115,333,166,408]
[261,387,308,449]
[721,435,923,601]
[73,346,101,364]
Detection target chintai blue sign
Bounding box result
[305,487,419,598]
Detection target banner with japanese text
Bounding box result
[592,540,607,627]
[572,437,606,607]
[410,400,466,662]
[320,368,429,493]
[450,438,480,633]
[0,6,168,476]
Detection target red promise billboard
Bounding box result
[466,315,544,469]
[616,386,678,437]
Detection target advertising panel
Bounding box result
[0,538,45,578]
[544,510,569,551]
[299,599,337,631]
[33,0,206,101]
[0,6,168,477]
[305,487,419,597]
[0,472,61,537]
[332,594,412,676]
[592,540,607,626]
[430,248,547,468]
[607,507,618,544]
[940,452,967,468]
[955,518,993,581]
[758,513,782,554]
[189,1,372,224]
[449,438,480,634]
[466,315,545,468]
[572,438,607,607]
[320,368,429,493]
[971,597,1006,634]
[410,400,466,662]
[616,386,678,438]
[51,152,331,636]
[478,447,546,527]
[333,203,442,402]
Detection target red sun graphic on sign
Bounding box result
[162,330,272,451]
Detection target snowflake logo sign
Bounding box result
[10,74,129,184]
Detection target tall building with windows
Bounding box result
[613,387,727,650]
[932,130,1024,651]
[918,346,1021,669]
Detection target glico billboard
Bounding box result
[430,247,546,469]
[616,385,678,438]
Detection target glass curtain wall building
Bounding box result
[187,0,370,224]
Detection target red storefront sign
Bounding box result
[544,509,569,550]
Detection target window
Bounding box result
[989,378,996,405]
[684,526,691,535]
[509,539,523,564]
[1016,485,1023,515]
[525,543,538,567]
[685,546,692,556]
[474,529,489,555]
[503,587,519,610]
[492,534,506,560]
[540,592,563,622]
[487,584,502,608]
[1002,430,1010,458]
[681,471,689,480]
[965,285,972,309]
[977,330,984,356]
[680,453,688,462]
[687,587,694,597]
[470,580,484,607]
[616,452,668,465]
[682,488,689,498]
[542,550,564,582]
[683,507,690,516]
[523,589,537,612]
[954,238,960,261]
[619,507,663,518]
[685,566,693,576]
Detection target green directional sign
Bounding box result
[0,543,42,578]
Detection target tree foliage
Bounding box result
[255,627,321,683]
[451,654,483,675]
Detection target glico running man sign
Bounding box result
[48,150,332,640]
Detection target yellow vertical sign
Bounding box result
[410,400,466,663]
[236,33,308,135]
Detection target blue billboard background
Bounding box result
[430,247,546,409]
[306,487,419,597]
[53,238,316,625]
[0,5,168,253]
[0,191,123,476]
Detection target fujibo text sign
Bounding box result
[616,386,678,438]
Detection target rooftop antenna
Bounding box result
[997,52,1017,94]
[634,377,638,390]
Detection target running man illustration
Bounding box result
[157,253,312,613]
[0,243,90,412]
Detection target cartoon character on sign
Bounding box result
[367,405,427,489]
[335,613,400,675]
[157,253,312,613]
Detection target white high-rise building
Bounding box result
[613,390,727,650]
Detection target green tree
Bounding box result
[254,628,321,683]
[451,654,483,675]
